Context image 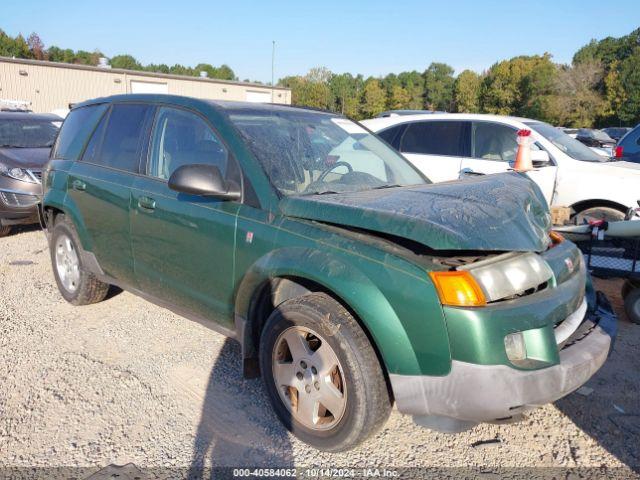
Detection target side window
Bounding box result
[400,121,469,156]
[98,104,153,172]
[81,109,109,163]
[52,104,108,160]
[621,129,640,155]
[472,122,519,162]
[148,107,229,180]
[377,125,405,149]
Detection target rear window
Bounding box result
[400,121,469,156]
[52,104,108,160]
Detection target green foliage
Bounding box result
[453,70,481,113]
[110,54,142,70]
[360,79,387,118]
[423,62,454,111]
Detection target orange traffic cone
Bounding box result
[513,129,533,172]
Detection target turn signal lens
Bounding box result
[429,271,486,307]
[549,230,565,246]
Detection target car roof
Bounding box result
[361,112,540,131]
[72,94,337,117]
[0,111,62,121]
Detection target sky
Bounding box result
[3,0,640,83]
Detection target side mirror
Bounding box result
[531,150,551,167]
[168,164,241,201]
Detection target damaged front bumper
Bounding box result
[389,290,617,433]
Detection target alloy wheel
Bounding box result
[55,233,80,293]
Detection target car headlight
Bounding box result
[0,162,37,183]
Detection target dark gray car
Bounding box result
[0,112,61,236]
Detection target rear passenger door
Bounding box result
[396,121,469,183]
[67,103,154,286]
[130,106,240,329]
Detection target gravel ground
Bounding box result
[1,228,639,478]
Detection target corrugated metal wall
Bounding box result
[0,58,291,113]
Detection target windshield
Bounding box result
[526,122,606,162]
[0,118,60,148]
[592,130,613,142]
[229,109,428,196]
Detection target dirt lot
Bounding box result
[1,228,639,478]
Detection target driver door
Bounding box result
[130,106,241,328]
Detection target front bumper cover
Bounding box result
[389,292,617,432]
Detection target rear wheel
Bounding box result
[0,225,11,237]
[50,214,110,305]
[624,288,640,324]
[259,293,391,452]
[574,206,625,224]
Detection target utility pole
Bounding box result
[271,40,275,103]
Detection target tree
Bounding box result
[388,85,410,110]
[360,79,386,118]
[423,62,455,111]
[453,70,481,112]
[109,54,142,70]
[617,50,640,125]
[27,33,46,60]
[397,71,424,109]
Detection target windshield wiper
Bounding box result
[371,184,401,190]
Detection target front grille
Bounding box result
[0,191,39,207]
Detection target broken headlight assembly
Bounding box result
[0,162,39,184]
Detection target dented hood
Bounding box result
[280,173,551,252]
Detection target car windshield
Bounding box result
[228,109,428,196]
[0,118,61,148]
[592,130,613,142]
[526,122,606,162]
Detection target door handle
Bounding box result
[137,196,156,211]
[71,179,86,191]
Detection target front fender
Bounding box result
[235,246,451,376]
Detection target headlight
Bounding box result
[0,162,37,183]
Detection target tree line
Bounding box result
[1,27,639,127]
[0,30,237,81]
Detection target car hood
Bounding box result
[607,160,640,172]
[280,172,552,252]
[0,147,51,169]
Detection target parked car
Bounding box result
[614,123,640,164]
[575,128,616,157]
[362,113,640,223]
[0,112,61,236]
[602,126,632,142]
[43,95,616,451]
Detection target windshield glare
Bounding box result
[526,122,606,162]
[0,119,60,148]
[229,110,428,195]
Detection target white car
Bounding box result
[362,113,640,222]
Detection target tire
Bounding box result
[259,292,391,452]
[574,206,625,224]
[621,279,639,300]
[624,288,640,324]
[50,214,110,305]
[0,225,12,237]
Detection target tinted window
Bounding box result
[400,121,468,156]
[52,104,108,160]
[472,122,519,162]
[148,107,229,180]
[81,112,109,163]
[377,125,405,149]
[620,128,640,155]
[99,104,153,172]
[526,122,604,162]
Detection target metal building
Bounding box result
[0,57,291,114]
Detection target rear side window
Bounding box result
[400,121,469,156]
[52,104,108,160]
[377,125,405,149]
[97,104,154,172]
[620,128,640,155]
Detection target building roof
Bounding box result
[0,56,290,92]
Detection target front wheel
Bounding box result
[50,214,110,305]
[259,293,391,452]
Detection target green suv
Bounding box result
[43,95,616,451]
